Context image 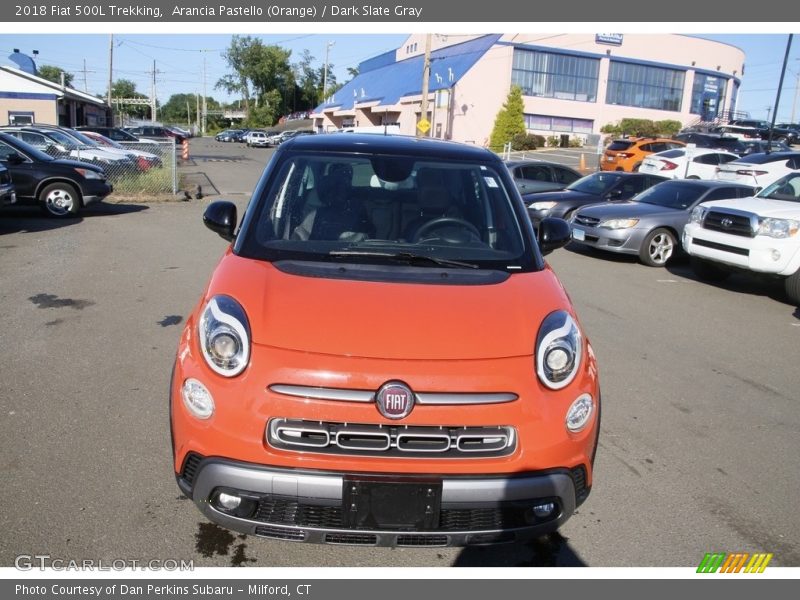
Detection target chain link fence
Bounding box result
[49,141,178,197]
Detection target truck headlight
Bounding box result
[198,295,250,377]
[598,218,638,229]
[690,206,708,225]
[536,311,582,390]
[757,217,799,238]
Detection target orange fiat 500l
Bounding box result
[171,134,600,547]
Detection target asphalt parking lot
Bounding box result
[1,137,798,568]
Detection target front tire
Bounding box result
[639,228,676,267]
[690,257,730,282]
[39,182,80,218]
[785,269,800,305]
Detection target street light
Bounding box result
[322,41,335,100]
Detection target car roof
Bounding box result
[656,179,754,190]
[283,133,503,162]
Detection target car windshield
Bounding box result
[757,173,800,203]
[634,181,705,210]
[567,172,624,194]
[241,152,527,270]
[41,130,80,148]
[608,141,634,151]
[66,130,102,146]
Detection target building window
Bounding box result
[606,61,685,111]
[525,114,594,134]
[8,111,34,125]
[511,49,599,102]
[691,73,727,119]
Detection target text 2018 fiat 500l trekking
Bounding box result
[171,134,601,547]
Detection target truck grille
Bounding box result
[267,419,516,458]
[703,211,755,237]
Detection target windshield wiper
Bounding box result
[328,250,479,269]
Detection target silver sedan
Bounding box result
[568,180,755,267]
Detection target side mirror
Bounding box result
[6,152,24,165]
[203,201,237,242]
[537,217,571,256]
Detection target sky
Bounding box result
[1,33,799,122]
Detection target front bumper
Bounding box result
[683,224,800,277]
[177,456,586,546]
[570,223,646,256]
[82,182,113,205]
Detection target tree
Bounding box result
[293,49,320,110]
[217,35,296,125]
[111,79,149,120]
[488,86,526,152]
[38,65,74,87]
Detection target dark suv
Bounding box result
[125,125,186,144]
[0,132,112,217]
[728,119,799,145]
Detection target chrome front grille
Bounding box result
[268,419,516,458]
[573,214,600,227]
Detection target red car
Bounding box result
[171,134,601,546]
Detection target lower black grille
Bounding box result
[180,453,203,487]
[571,465,589,506]
[253,496,544,532]
[254,526,306,541]
[256,499,343,529]
[324,533,377,545]
[703,211,754,237]
[693,238,750,256]
[397,535,449,547]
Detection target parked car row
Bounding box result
[0,131,112,217]
[214,128,315,147]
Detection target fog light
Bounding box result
[181,378,214,419]
[217,492,242,510]
[771,249,781,261]
[566,394,594,432]
[532,502,556,518]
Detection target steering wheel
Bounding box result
[412,217,482,243]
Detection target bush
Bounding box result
[511,133,544,150]
[568,137,583,148]
[546,135,560,148]
[601,118,683,138]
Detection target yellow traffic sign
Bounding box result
[417,118,431,134]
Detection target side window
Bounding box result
[0,141,21,160]
[667,142,685,150]
[738,187,756,198]
[520,165,552,182]
[719,154,738,164]
[639,143,654,152]
[553,167,580,184]
[785,157,800,169]
[693,154,719,165]
[19,132,48,149]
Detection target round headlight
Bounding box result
[198,295,250,377]
[566,394,594,432]
[536,311,582,390]
[181,378,215,419]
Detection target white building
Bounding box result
[312,34,745,146]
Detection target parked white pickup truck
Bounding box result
[682,172,800,304]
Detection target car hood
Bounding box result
[203,253,574,360]
[50,158,105,173]
[576,201,684,218]
[523,190,596,204]
[699,197,800,219]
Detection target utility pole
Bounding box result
[791,60,800,123]
[322,41,335,100]
[418,34,432,137]
[106,34,113,109]
[766,33,793,153]
[202,54,207,135]
[80,59,95,93]
[150,60,158,122]
[196,93,200,131]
